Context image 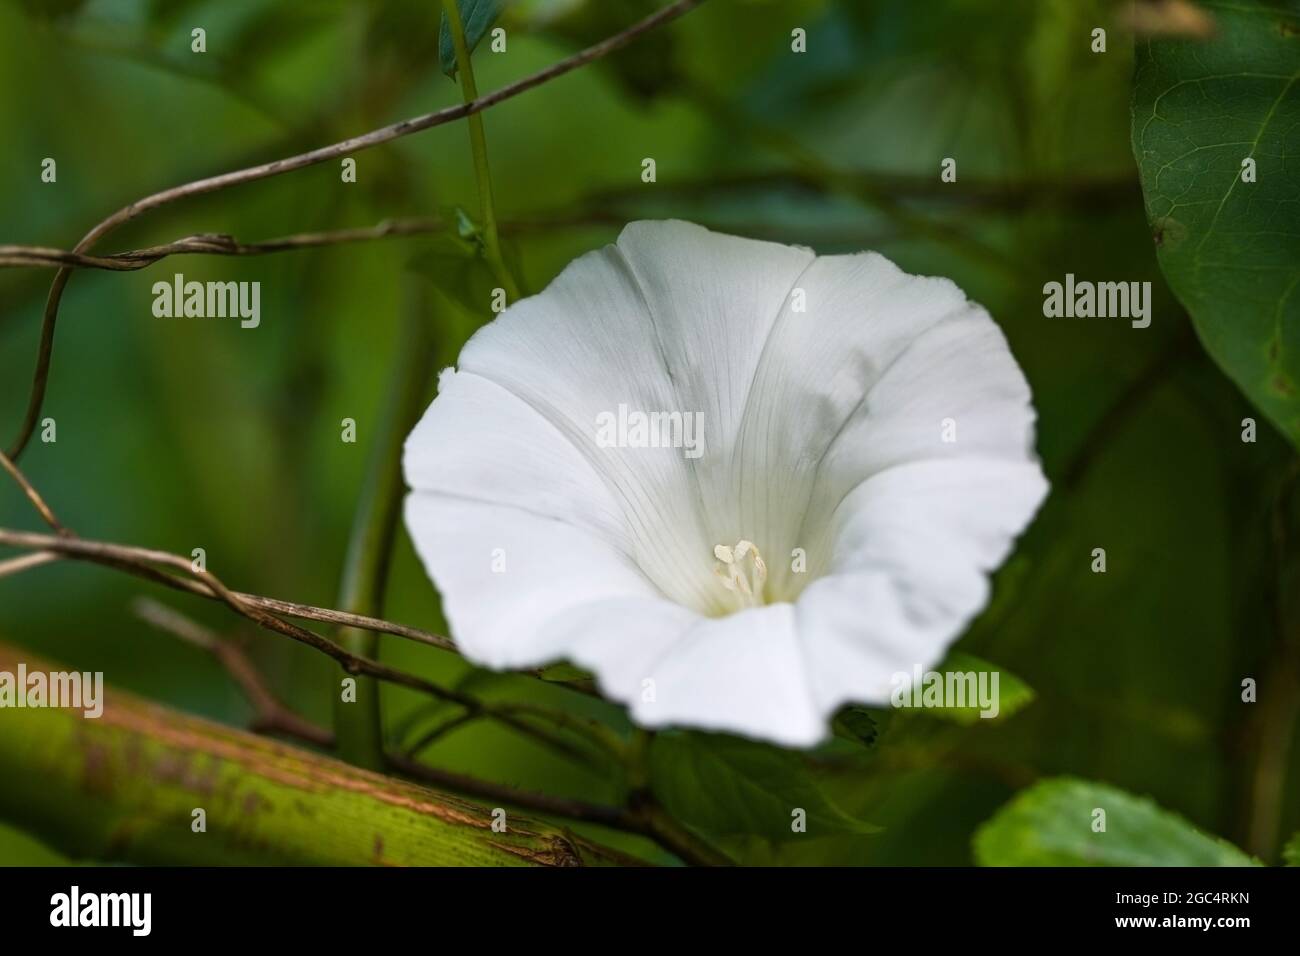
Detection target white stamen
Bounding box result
[712,539,767,608]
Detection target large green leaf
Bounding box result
[439,0,505,78]
[1132,0,1300,446]
[974,778,1260,866]
[649,731,878,842]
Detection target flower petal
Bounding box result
[613,220,816,549]
[793,458,1049,714]
[404,491,686,668]
[402,221,1049,747]
[727,251,1038,594]
[404,368,631,552]
[631,603,825,747]
[445,220,820,615]
[452,233,718,611]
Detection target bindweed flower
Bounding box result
[403,221,1047,747]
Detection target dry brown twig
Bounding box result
[133,595,336,747]
[0,0,735,865]
[0,441,605,769]
[4,0,708,461]
[127,595,725,864]
[0,218,445,271]
[0,0,698,702]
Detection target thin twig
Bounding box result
[5,0,708,461]
[404,712,482,756]
[387,752,633,830]
[129,598,699,861]
[0,219,445,271]
[0,551,60,578]
[388,752,729,866]
[0,450,69,534]
[132,596,336,747]
[0,213,894,277]
[0,526,595,766]
[0,169,1136,275]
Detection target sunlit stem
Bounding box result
[333,285,436,769]
[441,0,522,303]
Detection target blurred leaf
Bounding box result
[974,778,1260,866]
[540,0,680,98]
[439,0,504,78]
[908,652,1035,725]
[649,731,879,842]
[1133,0,1300,447]
[536,661,594,683]
[831,706,879,747]
[1286,832,1300,866]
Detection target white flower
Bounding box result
[403,220,1047,747]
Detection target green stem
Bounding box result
[0,643,639,866]
[635,800,735,866]
[333,287,436,769]
[621,729,733,866]
[493,701,630,765]
[441,0,521,302]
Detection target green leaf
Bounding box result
[535,661,594,683]
[974,778,1261,866]
[1285,832,1300,866]
[649,731,878,842]
[439,0,505,78]
[831,706,879,747]
[1132,0,1300,446]
[901,652,1035,724]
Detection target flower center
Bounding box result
[712,539,768,609]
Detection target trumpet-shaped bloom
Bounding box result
[403,220,1047,746]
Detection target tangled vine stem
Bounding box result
[133,596,338,748]
[0,523,612,766]
[0,172,1137,274]
[0,444,602,769]
[0,0,731,866]
[0,448,455,651]
[0,218,446,271]
[140,597,721,864]
[4,0,708,461]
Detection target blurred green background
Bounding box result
[1,0,1297,866]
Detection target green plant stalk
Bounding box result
[622,729,733,866]
[0,642,638,866]
[333,291,437,769]
[441,0,521,302]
